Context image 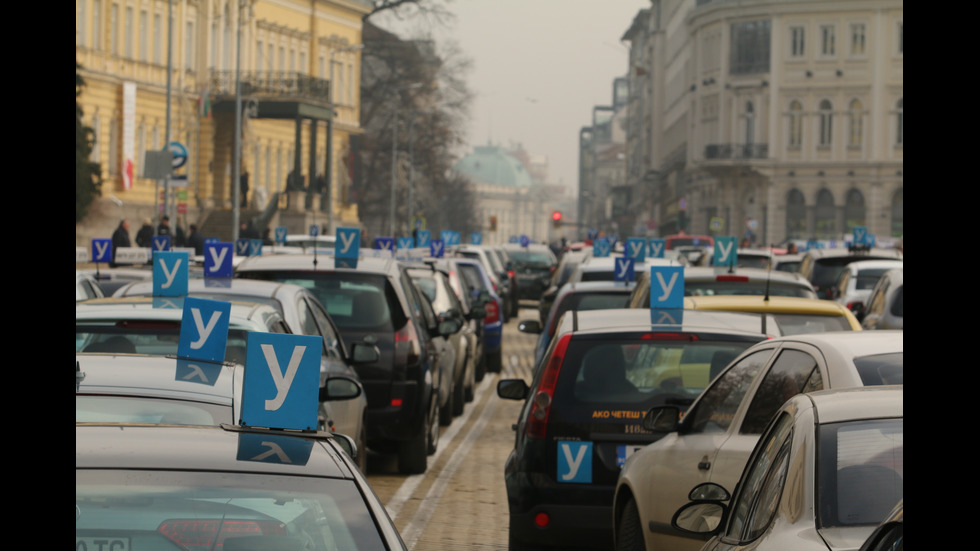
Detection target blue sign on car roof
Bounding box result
[241,333,321,431]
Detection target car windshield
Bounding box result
[75,326,255,365]
[852,352,903,385]
[507,250,554,268]
[818,419,903,529]
[76,395,231,425]
[549,293,631,335]
[76,470,390,551]
[770,313,852,335]
[550,336,757,418]
[686,281,814,298]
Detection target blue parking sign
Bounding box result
[152,235,171,252]
[649,266,684,309]
[91,238,112,263]
[614,257,635,282]
[626,238,646,261]
[153,251,189,297]
[177,297,231,363]
[430,239,445,258]
[335,227,361,259]
[242,333,322,431]
[713,237,737,267]
[648,239,666,259]
[375,237,394,251]
[204,242,234,278]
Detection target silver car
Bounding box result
[859,268,903,331]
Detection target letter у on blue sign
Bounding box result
[242,333,322,431]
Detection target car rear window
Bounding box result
[686,281,814,298]
[855,268,893,290]
[76,326,255,365]
[853,352,903,385]
[548,292,631,335]
[506,250,555,268]
[76,395,230,425]
[890,286,903,317]
[549,336,756,423]
[770,313,852,335]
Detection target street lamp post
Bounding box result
[232,0,246,243]
[325,44,363,234]
[388,82,422,237]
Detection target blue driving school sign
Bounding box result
[204,242,234,278]
[649,266,685,309]
[242,332,322,431]
[153,251,189,297]
[177,296,231,363]
[335,227,361,259]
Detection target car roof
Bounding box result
[799,386,903,425]
[680,266,812,285]
[763,330,902,359]
[114,277,301,300]
[75,353,238,408]
[236,252,402,275]
[578,256,677,270]
[803,247,903,261]
[683,295,856,317]
[554,307,775,339]
[76,423,352,478]
[842,259,905,273]
[76,296,284,330]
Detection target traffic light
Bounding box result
[552,210,562,228]
[489,215,498,232]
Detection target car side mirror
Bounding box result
[641,405,681,432]
[517,320,542,334]
[350,342,381,365]
[497,379,530,401]
[438,318,461,337]
[477,290,492,304]
[319,375,363,402]
[468,305,486,319]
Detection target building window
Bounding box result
[210,17,219,69]
[154,12,162,64]
[136,123,145,174]
[90,115,101,162]
[185,21,195,70]
[789,25,805,58]
[895,98,903,146]
[848,99,863,148]
[730,20,771,75]
[279,46,285,71]
[788,100,803,148]
[318,54,325,78]
[110,3,119,55]
[125,6,133,58]
[815,189,835,239]
[897,21,903,55]
[786,189,806,239]
[139,9,148,61]
[268,43,275,71]
[850,23,866,56]
[78,0,88,46]
[93,0,102,50]
[289,47,296,72]
[744,101,755,145]
[844,189,865,232]
[256,40,263,71]
[347,63,354,106]
[820,24,835,56]
[818,100,833,147]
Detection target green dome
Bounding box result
[454,145,532,188]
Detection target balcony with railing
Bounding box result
[704,143,768,161]
[209,71,331,104]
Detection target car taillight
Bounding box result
[641,332,699,341]
[525,334,571,439]
[507,270,516,279]
[484,299,500,324]
[158,519,285,550]
[395,319,422,365]
[715,274,749,282]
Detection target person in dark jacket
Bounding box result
[157,215,172,237]
[186,224,205,255]
[110,219,131,267]
[135,218,154,248]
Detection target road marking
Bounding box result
[385,372,496,521]
[400,379,501,549]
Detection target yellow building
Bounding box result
[75,0,370,245]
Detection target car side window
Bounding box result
[740,349,822,434]
[724,412,794,543]
[307,297,344,359]
[686,349,774,434]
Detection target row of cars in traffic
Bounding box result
[76,239,547,550]
[496,239,902,551]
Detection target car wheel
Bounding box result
[488,349,503,373]
[439,383,454,427]
[475,353,487,382]
[452,376,465,416]
[427,396,440,455]
[616,498,645,551]
[397,427,428,475]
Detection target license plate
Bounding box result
[76,537,130,551]
[617,444,645,468]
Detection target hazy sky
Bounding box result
[374,0,649,191]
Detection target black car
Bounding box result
[496,308,770,551]
[503,243,558,302]
[236,254,446,474]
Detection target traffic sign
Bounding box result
[168,142,188,169]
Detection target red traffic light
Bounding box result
[552,211,562,221]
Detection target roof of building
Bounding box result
[454,145,532,188]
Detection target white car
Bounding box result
[830,259,904,311]
[612,331,903,551]
[667,386,902,551]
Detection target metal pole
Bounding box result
[325,44,362,234]
[163,0,173,223]
[232,0,244,243]
[390,113,397,236]
[408,114,414,230]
